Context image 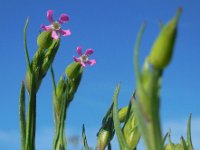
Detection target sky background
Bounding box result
[0,0,200,149]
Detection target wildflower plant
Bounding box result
[19,7,194,150]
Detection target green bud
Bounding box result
[68,70,83,101]
[175,144,184,150]
[53,77,67,119]
[165,143,175,150]
[25,48,44,93]
[165,142,184,150]
[97,129,111,150]
[37,31,53,49]
[65,62,82,80]
[137,59,154,121]
[148,8,182,69]
[118,106,128,122]
[25,67,32,93]
[41,39,60,77]
[123,113,140,149]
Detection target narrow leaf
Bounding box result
[19,81,26,150]
[112,84,130,150]
[82,124,90,150]
[187,114,194,149]
[162,132,168,145]
[23,17,31,70]
[50,66,57,96]
[133,23,151,149]
[181,136,188,150]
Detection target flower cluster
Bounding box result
[42,10,96,67]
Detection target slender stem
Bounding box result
[53,85,69,150]
[25,73,36,150]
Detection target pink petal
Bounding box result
[59,29,71,36]
[87,59,96,66]
[76,46,82,56]
[73,56,81,62]
[51,30,59,39]
[85,48,94,56]
[47,10,54,23]
[81,62,86,67]
[59,14,70,24]
[41,24,52,31]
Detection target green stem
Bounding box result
[147,69,163,150]
[53,86,69,150]
[25,73,36,150]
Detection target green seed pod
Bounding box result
[123,113,140,149]
[97,129,111,150]
[37,31,53,49]
[148,8,182,69]
[65,62,82,80]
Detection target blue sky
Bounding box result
[0,0,200,149]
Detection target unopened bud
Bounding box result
[123,114,140,149]
[165,143,184,150]
[118,106,128,122]
[53,77,67,118]
[65,62,82,80]
[37,31,53,49]
[148,8,182,69]
[97,129,111,150]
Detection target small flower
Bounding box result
[73,46,96,67]
[41,10,71,39]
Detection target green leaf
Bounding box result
[133,23,152,150]
[180,136,188,150]
[82,124,90,150]
[23,17,31,70]
[187,114,194,149]
[163,132,168,145]
[112,84,130,150]
[50,66,57,96]
[133,101,150,149]
[19,81,26,150]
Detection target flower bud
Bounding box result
[165,143,175,150]
[123,113,140,149]
[148,8,182,69]
[97,129,111,150]
[53,77,67,119]
[165,143,184,150]
[41,39,60,76]
[37,31,53,49]
[65,62,82,80]
[25,47,45,93]
[118,106,128,122]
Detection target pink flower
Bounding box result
[73,46,96,67]
[41,10,71,39]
